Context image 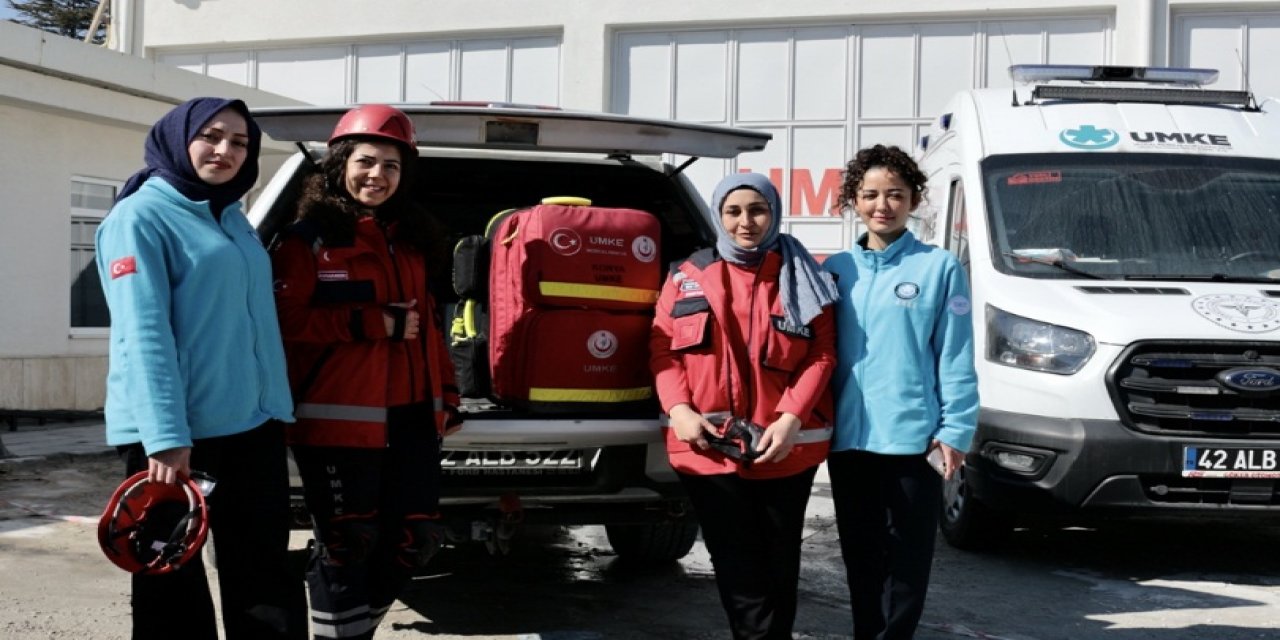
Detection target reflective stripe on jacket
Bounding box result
[272,215,459,448]
[650,248,836,479]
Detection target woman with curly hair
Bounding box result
[270,104,461,640]
[822,144,979,640]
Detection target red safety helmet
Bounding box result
[97,471,211,575]
[329,104,418,156]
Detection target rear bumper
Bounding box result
[288,440,687,529]
[966,408,1280,519]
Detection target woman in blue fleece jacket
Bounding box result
[95,98,304,640]
[822,145,979,640]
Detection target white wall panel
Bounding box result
[615,33,671,118]
[787,218,848,254]
[511,37,560,106]
[405,42,452,102]
[1046,19,1107,65]
[858,25,915,119]
[1247,17,1280,99]
[856,124,915,153]
[206,51,249,85]
[674,155,728,213]
[736,126,788,195]
[918,23,975,119]
[258,47,346,105]
[791,126,846,217]
[161,37,559,106]
[1179,17,1246,90]
[675,32,727,122]
[793,27,846,121]
[460,40,508,102]
[984,22,1045,87]
[158,52,203,74]
[736,30,790,122]
[356,44,403,103]
[1176,12,1280,99]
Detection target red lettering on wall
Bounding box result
[792,168,843,217]
[739,167,844,217]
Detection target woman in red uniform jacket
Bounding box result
[270,104,460,640]
[650,171,839,640]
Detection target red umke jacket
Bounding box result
[271,214,459,448]
[650,248,835,479]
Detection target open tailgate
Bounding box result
[252,104,770,158]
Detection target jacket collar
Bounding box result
[853,230,916,267]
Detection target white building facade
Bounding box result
[3,0,1278,412]
[128,0,1280,254]
[0,21,299,414]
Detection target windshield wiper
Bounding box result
[1001,251,1105,280]
[1123,273,1280,284]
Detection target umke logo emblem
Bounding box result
[632,236,657,262]
[587,330,619,359]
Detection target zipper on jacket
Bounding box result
[381,225,419,411]
[744,264,762,419]
[855,250,880,432]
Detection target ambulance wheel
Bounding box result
[605,518,699,563]
[939,464,1011,551]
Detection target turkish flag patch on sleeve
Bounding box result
[109,256,138,279]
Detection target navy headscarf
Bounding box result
[115,97,262,215]
[708,172,839,326]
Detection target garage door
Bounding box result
[613,16,1110,254]
[1173,11,1280,100]
[158,35,561,107]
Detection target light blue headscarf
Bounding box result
[708,172,839,326]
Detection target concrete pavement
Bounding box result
[0,419,111,462]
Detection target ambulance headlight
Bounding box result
[986,305,1094,375]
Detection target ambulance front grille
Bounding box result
[1108,341,1280,439]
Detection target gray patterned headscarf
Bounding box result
[708,172,839,326]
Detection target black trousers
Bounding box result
[828,449,941,640]
[679,467,817,640]
[293,404,443,640]
[120,420,306,640]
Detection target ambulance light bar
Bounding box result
[1010,65,1218,86]
[1031,85,1252,107]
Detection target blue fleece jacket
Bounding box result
[822,231,978,454]
[96,177,294,454]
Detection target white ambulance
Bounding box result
[915,65,1280,549]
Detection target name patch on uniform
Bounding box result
[317,270,350,282]
[678,276,705,297]
[771,316,814,339]
[948,295,972,316]
[109,256,137,279]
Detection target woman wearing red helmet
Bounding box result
[270,104,461,639]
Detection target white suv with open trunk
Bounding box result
[248,104,769,562]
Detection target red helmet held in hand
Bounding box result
[329,104,418,157]
[97,471,211,575]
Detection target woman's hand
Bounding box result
[668,403,715,450]
[929,440,966,481]
[148,446,192,484]
[383,299,420,340]
[444,406,464,437]
[754,412,802,464]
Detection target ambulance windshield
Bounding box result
[983,153,1280,282]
